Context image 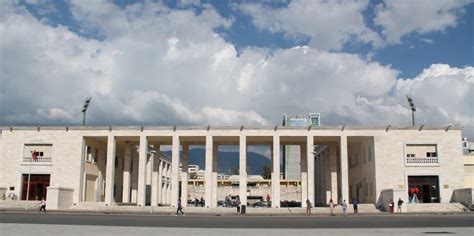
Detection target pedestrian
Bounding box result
[39,198,46,212]
[352,197,358,214]
[388,199,394,214]
[306,199,312,214]
[397,198,404,214]
[329,199,335,216]
[176,199,185,216]
[200,196,204,207]
[194,197,199,207]
[236,197,241,213]
[342,199,348,216]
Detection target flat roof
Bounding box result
[0,125,462,131]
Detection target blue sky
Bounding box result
[1,0,473,138]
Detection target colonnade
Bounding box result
[101,134,349,208]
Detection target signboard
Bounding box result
[309,113,320,126]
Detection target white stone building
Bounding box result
[0,125,466,210]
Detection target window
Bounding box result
[405,144,438,158]
[24,144,52,162]
[427,152,437,157]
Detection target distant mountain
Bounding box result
[162,148,271,175]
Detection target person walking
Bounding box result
[39,198,46,212]
[236,197,241,213]
[329,199,335,216]
[397,198,404,214]
[176,199,185,216]
[388,199,394,214]
[194,197,199,207]
[200,196,204,207]
[352,197,358,214]
[306,199,312,214]
[342,199,348,216]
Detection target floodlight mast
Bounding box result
[82,97,92,126]
[406,96,416,126]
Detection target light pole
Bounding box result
[406,96,416,126]
[81,97,92,126]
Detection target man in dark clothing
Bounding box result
[176,199,185,216]
[352,197,358,214]
[397,198,404,213]
[200,197,205,207]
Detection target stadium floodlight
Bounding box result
[81,97,92,126]
[406,96,416,126]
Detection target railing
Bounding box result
[406,157,439,164]
[23,157,52,163]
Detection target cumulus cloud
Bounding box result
[235,0,382,50]
[0,0,473,139]
[374,0,472,43]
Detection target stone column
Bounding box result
[340,135,349,204]
[212,144,218,208]
[307,135,315,205]
[301,143,308,207]
[105,135,116,206]
[171,135,180,207]
[205,135,213,207]
[181,144,189,207]
[157,160,163,205]
[166,163,171,205]
[122,143,132,203]
[151,145,160,206]
[272,135,280,208]
[329,147,338,204]
[137,135,147,206]
[239,135,247,206]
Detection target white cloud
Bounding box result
[0,0,473,139]
[374,0,472,43]
[235,0,382,50]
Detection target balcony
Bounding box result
[405,157,439,166]
[22,157,52,163]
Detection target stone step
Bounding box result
[405,203,466,213]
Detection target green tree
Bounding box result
[262,163,272,179]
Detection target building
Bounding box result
[0,125,466,210]
[462,138,474,188]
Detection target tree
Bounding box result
[262,163,272,179]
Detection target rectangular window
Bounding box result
[24,144,53,162]
[405,144,438,158]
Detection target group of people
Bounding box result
[193,197,205,207]
[388,198,404,214]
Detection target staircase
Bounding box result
[405,203,467,213]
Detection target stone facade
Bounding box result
[0,125,464,210]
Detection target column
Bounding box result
[122,143,132,203]
[104,135,116,206]
[171,135,180,207]
[330,147,338,204]
[166,163,171,204]
[272,135,280,208]
[212,144,218,207]
[205,135,213,207]
[151,145,160,206]
[181,144,189,207]
[157,160,163,205]
[301,143,308,207]
[307,135,315,205]
[239,135,247,206]
[137,135,147,206]
[340,135,349,204]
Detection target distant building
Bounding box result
[282,113,321,180]
[462,137,474,188]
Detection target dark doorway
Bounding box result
[21,174,50,200]
[408,176,440,203]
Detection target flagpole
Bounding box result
[26,162,31,211]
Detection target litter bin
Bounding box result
[241,205,246,214]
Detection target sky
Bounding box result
[0,0,473,140]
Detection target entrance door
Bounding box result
[408,176,440,203]
[21,174,50,200]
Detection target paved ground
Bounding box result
[1,224,474,236]
[0,212,473,228]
